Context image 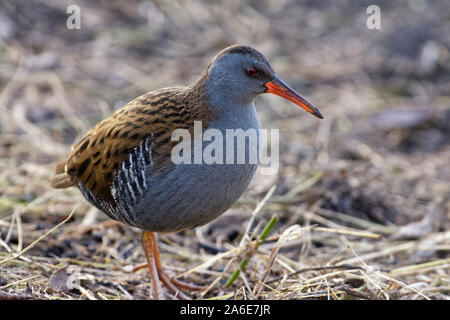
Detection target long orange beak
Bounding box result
[265,75,323,119]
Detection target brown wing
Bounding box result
[51,84,212,204]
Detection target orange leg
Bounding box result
[139,231,206,299]
[141,231,164,299]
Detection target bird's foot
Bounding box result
[140,231,206,300]
[131,262,205,298]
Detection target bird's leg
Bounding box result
[160,272,206,292]
[150,233,206,292]
[141,231,164,300]
[130,263,148,273]
[141,231,191,300]
[137,232,206,298]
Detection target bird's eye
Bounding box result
[246,67,258,77]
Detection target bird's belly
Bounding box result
[78,159,257,232]
[82,102,262,232]
[131,161,257,232]
[129,107,262,231]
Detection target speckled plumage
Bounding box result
[51,45,322,299]
[51,45,271,232]
[52,84,212,201]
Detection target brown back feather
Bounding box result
[52,78,213,203]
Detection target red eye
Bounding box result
[246,67,258,77]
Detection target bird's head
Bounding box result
[205,45,323,119]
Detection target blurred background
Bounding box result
[0,0,449,299]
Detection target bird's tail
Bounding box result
[51,161,76,188]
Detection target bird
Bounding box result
[51,44,323,299]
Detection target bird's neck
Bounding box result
[184,68,258,129]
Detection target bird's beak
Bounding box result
[265,75,323,119]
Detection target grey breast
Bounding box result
[98,102,262,232]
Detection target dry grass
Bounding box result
[0,0,449,300]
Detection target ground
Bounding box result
[0,0,449,300]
